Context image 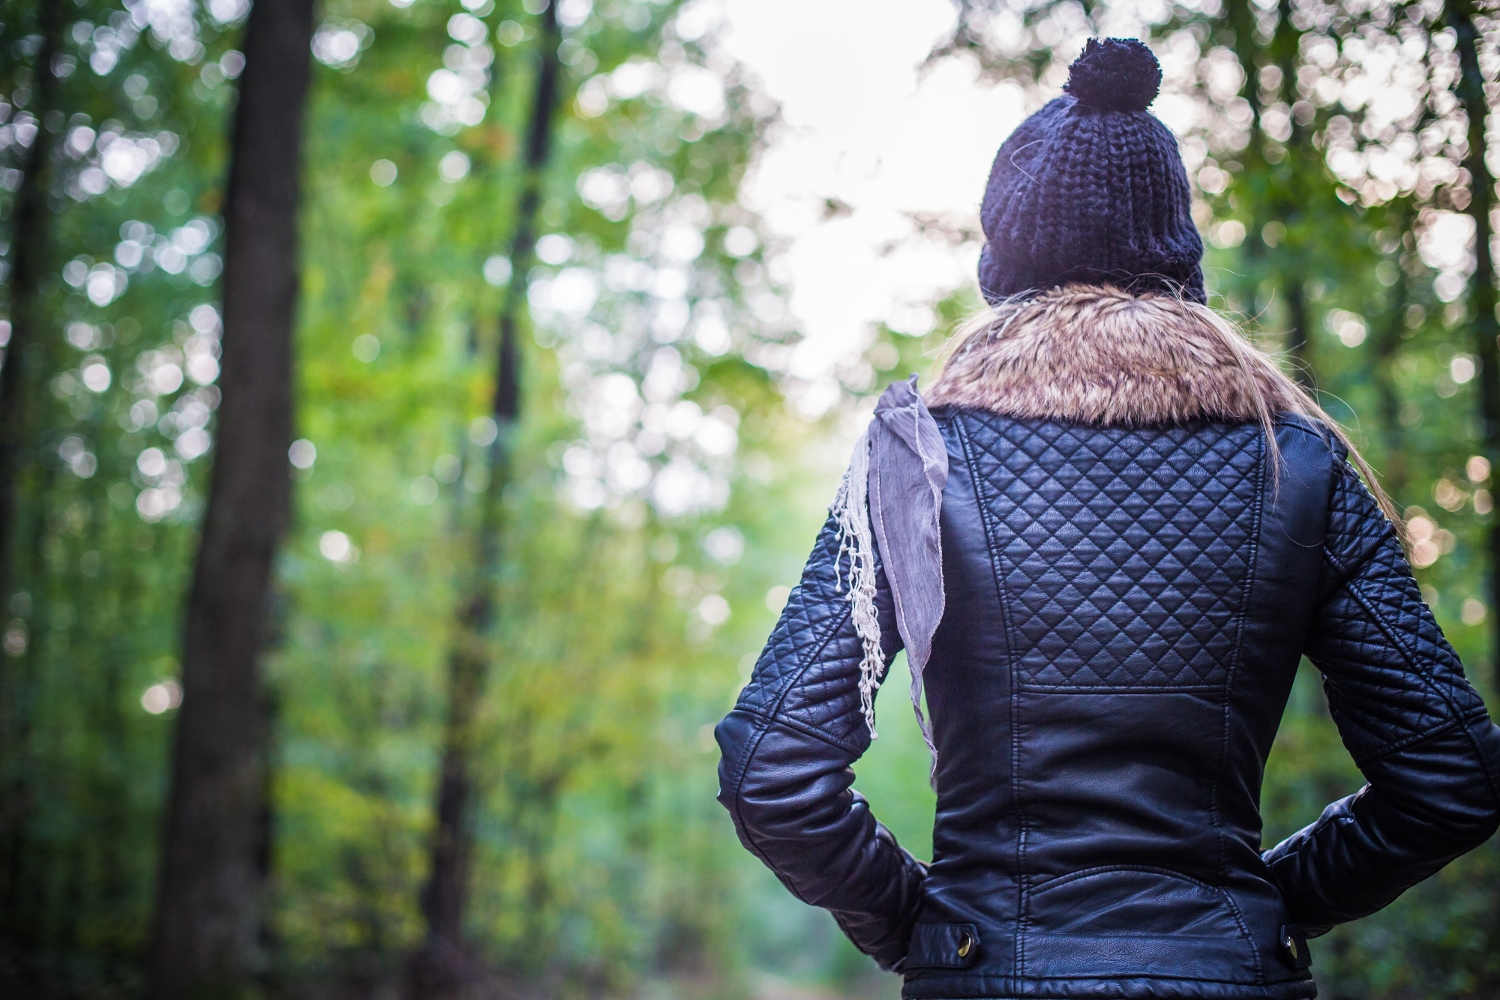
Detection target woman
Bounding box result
[715,38,1500,1000]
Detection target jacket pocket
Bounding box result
[1021,866,1261,984]
[905,922,981,970]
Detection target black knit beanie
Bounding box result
[977,38,1205,305]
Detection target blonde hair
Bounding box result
[928,286,1406,544]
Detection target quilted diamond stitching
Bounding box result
[735,514,852,719]
[736,514,902,750]
[962,413,1261,690]
[1310,462,1485,763]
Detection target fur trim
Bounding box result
[927,285,1305,427]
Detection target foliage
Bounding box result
[1,0,1499,998]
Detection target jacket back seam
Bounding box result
[1214,426,1268,897]
[954,413,1028,978]
[1215,882,1265,984]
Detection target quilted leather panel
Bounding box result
[1308,461,1487,763]
[733,513,849,720]
[958,414,1261,689]
[733,513,900,752]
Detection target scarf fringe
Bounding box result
[831,426,942,785]
[830,429,884,740]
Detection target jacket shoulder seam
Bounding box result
[1321,468,1395,588]
[1274,413,1333,442]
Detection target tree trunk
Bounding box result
[0,0,64,963]
[1273,0,1315,387]
[409,5,562,996]
[1222,0,1263,171]
[1447,0,1500,691]
[147,1,315,996]
[1284,279,1312,385]
[0,0,63,617]
[1222,0,1270,309]
[1371,201,1414,503]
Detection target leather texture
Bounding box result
[717,409,1500,999]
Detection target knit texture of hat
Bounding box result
[977,38,1205,305]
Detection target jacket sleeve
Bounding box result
[715,513,926,970]
[1264,459,1500,936]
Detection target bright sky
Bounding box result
[715,0,1029,405]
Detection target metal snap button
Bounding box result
[1279,924,1310,969]
[957,932,972,959]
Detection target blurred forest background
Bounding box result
[1,0,1498,998]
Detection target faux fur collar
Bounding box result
[926,285,1303,427]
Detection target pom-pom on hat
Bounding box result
[977,38,1205,304]
[1064,36,1162,112]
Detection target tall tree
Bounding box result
[0,0,63,618]
[1369,198,1417,502]
[1446,0,1500,689]
[408,2,563,994]
[1266,0,1315,382]
[0,1,64,973]
[147,0,316,995]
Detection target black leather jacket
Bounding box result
[717,410,1500,1000]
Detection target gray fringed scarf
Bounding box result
[830,376,948,783]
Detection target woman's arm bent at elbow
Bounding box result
[715,514,926,970]
[1266,460,1500,935]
